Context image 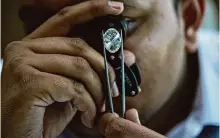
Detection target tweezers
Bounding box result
[102,30,126,117]
[101,15,141,118]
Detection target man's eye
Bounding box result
[123,17,136,23]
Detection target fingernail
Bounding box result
[134,109,141,124]
[137,118,141,124]
[112,82,119,97]
[81,114,93,128]
[108,1,124,9]
[135,110,141,125]
[138,86,142,93]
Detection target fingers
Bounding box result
[4,38,117,126]
[98,113,166,138]
[28,54,104,110]
[125,109,141,124]
[24,0,124,39]
[26,37,116,92]
[8,63,96,128]
[27,69,96,128]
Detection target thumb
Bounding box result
[125,108,141,124]
[98,113,167,138]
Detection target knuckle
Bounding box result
[72,81,86,95]
[47,54,61,63]
[8,56,27,72]
[52,77,69,91]
[69,38,89,54]
[57,6,71,18]
[74,57,91,72]
[92,0,106,9]
[72,38,86,46]
[4,41,22,55]
[4,41,30,65]
[91,0,107,15]
[45,77,74,101]
[12,66,37,86]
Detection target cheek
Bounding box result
[128,2,180,79]
[128,35,185,119]
[133,22,179,80]
[134,17,182,90]
[124,1,184,116]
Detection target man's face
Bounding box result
[21,0,187,135]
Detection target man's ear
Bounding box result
[183,0,205,53]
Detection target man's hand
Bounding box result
[2,0,123,138]
[98,109,167,138]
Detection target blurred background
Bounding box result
[1,0,219,57]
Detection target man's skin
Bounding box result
[2,0,205,137]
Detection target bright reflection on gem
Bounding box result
[103,28,122,53]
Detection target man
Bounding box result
[1,0,219,138]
